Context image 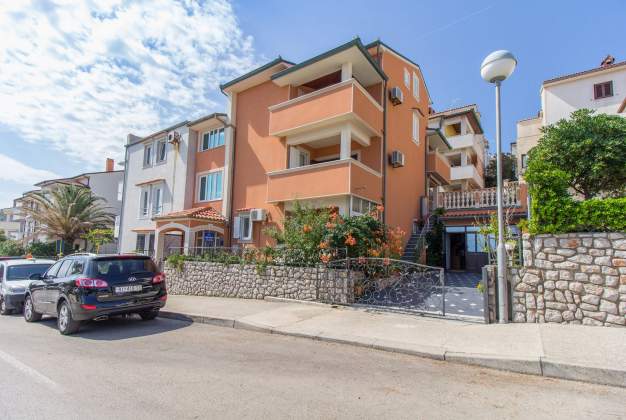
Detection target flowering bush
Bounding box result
[265,202,406,263]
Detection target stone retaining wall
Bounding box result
[509,232,626,327]
[164,261,354,304]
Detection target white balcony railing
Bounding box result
[436,182,522,210]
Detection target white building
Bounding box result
[0,208,21,240]
[514,55,626,178]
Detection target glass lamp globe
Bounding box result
[481,50,517,83]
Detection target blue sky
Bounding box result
[1,0,624,209]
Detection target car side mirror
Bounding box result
[29,273,43,280]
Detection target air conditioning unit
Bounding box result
[389,87,403,105]
[250,208,267,222]
[390,150,405,168]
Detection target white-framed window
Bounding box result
[289,147,310,168]
[143,144,153,167]
[412,72,420,100]
[412,112,420,144]
[152,185,163,215]
[156,139,167,163]
[200,127,225,151]
[139,188,150,218]
[238,213,252,241]
[350,196,378,217]
[198,170,223,202]
[403,68,410,89]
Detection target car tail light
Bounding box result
[159,295,167,302]
[80,304,97,310]
[152,273,166,284]
[75,278,108,288]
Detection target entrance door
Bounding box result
[448,233,466,270]
[466,231,488,272]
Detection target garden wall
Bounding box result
[164,261,354,304]
[506,232,626,327]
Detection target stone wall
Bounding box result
[509,232,626,327]
[164,261,354,304]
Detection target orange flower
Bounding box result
[320,253,331,264]
[345,234,356,246]
[368,249,380,257]
[318,241,329,249]
[303,224,312,233]
[376,204,385,213]
[325,222,336,229]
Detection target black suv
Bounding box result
[24,254,167,335]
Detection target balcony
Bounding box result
[266,159,382,204]
[450,164,484,188]
[426,151,451,185]
[435,182,527,211]
[268,79,383,139]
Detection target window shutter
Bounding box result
[233,216,241,239]
[594,84,602,99]
[200,176,207,201]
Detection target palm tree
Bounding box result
[21,185,115,252]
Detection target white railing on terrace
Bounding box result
[436,182,522,210]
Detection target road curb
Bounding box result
[158,311,625,388]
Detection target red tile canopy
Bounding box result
[154,206,225,223]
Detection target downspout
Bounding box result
[215,114,236,247]
[377,42,388,226]
[117,143,130,253]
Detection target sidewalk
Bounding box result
[160,295,626,388]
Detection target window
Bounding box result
[521,154,528,169]
[45,261,64,279]
[143,144,153,167]
[195,230,224,248]
[5,264,52,281]
[152,185,163,215]
[198,170,223,201]
[156,139,167,163]
[444,123,462,137]
[239,213,252,241]
[289,147,310,168]
[403,68,410,89]
[412,112,420,144]
[136,234,146,252]
[412,72,420,100]
[69,260,85,276]
[56,260,74,278]
[351,196,378,216]
[594,81,613,99]
[140,188,150,217]
[200,128,225,151]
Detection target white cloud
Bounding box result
[0,0,257,169]
[0,153,60,185]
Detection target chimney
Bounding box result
[601,54,615,68]
[105,158,114,172]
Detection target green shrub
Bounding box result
[26,242,57,257]
[0,240,25,256]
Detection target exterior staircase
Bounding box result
[402,216,433,262]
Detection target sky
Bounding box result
[0,0,624,209]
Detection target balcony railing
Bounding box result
[268,79,383,137]
[266,159,382,203]
[436,182,525,210]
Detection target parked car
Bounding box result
[24,254,167,335]
[0,257,55,315]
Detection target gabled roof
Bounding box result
[126,120,189,148]
[429,104,484,135]
[270,38,387,84]
[154,206,225,223]
[543,60,626,86]
[220,57,295,93]
[187,112,228,127]
[35,170,123,188]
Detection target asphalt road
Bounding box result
[0,314,625,420]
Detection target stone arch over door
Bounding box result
[155,222,190,261]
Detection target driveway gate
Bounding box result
[317,258,447,317]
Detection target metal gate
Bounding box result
[318,258,447,317]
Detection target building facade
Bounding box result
[514,55,626,179]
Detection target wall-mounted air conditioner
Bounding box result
[389,87,403,105]
[250,208,267,222]
[390,150,405,168]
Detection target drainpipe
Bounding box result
[216,114,236,247]
[376,42,387,225]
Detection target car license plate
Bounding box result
[114,285,143,294]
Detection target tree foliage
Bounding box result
[83,228,114,253]
[528,109,626,199]
[0,240,25,256]
[484,153,517,188]
[26,242,57,257]
[21,185,115,247]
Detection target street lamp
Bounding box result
[481,50,517,324]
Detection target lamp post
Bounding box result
[481,50,517,323]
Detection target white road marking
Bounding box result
[0,349,61,393]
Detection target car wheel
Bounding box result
[57,301,81,335]
[0,297,12,315]
[139,309,159,321]
[23,295,42,322]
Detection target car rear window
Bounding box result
[6,264,53,281]
[88,258,158,283]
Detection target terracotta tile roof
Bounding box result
[237,207,253,212]
[543,61,626,86]
[154,206,225,222]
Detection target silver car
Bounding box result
[0,258,55,315]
